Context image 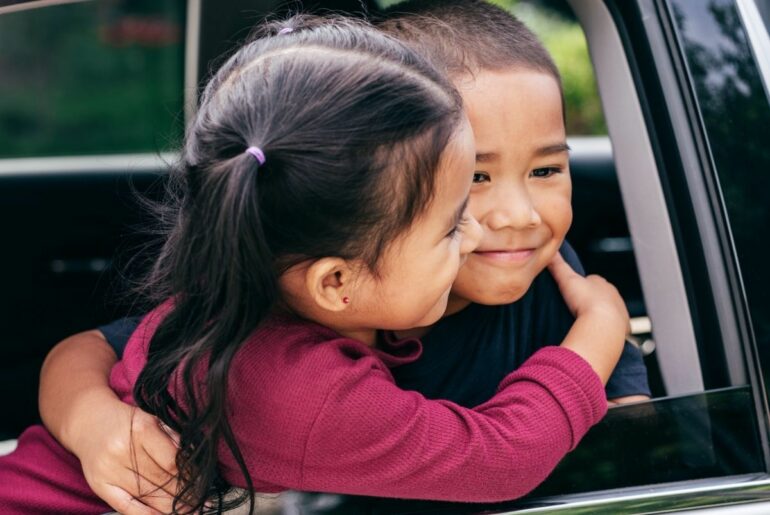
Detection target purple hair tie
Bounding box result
[245,146,266,166]
[278,27,294,35]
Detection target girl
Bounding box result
[3,13,627,515]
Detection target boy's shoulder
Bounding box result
[558,240,585,275]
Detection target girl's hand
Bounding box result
[548,253,629,384]
[67,392,181,515]
[548,253,628,326]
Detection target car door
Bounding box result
[509,0,770,512]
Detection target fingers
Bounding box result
[85,410,181,512]
[130,412,180,490]
[86,462,178,514]
[138,425,180,486]
[158,421,181,448]
[98,483,164,515]
[547,252,580,284]
[117,468,180,514]
[128,453,179,497]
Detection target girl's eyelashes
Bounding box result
[530,166,562,178]
[446,214,471,239]
[472,171,490,183]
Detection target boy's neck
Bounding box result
[444,294,472,317]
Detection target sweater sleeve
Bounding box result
[299,345,606,502]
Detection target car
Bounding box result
[1,0,769,513]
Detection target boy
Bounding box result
[37,2,649,512]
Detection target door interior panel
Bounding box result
[0,168,164,438]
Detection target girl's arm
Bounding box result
[223,257,627,502]
[229,342,609,502]
[38,331,179,515]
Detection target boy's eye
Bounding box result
[473,171,490,183]
[531,167,561,178]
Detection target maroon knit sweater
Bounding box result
[0,306,607,514]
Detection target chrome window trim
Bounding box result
[0,0,90,16]
[0,153,177,176]
[502,475,770,514]
[566,0,703,394]
[184,0,202,124]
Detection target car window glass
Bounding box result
[668,0,770,388]
[0,0,185,159]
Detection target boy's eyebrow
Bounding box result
[475,152,497,163]
[534,142,571,157]
[475,143,571,163]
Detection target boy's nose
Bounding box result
[487,190,542,231]
[460,214,483,255]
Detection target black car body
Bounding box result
[1,0,769,513]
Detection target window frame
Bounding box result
[568,0,703,397]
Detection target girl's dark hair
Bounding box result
[132,14,462,514]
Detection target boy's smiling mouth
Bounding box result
[473,247,537,263]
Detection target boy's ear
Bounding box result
[305,257,355,312]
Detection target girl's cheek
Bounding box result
[467,188,493,221]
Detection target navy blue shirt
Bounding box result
[391,243,650,405]
[100,242,649,405]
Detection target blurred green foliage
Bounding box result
[0,0,185,159]
[0,0,605,160]
[493,0,607,134]
[382,0,607,135]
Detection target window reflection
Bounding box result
[0,0,185,158]
[669,0,770,387]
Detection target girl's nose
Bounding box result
[459,214,483,256]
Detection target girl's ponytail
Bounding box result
[136,146,279,512]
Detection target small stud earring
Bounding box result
[342,296,350,304]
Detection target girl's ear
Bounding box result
[305,257,356,312]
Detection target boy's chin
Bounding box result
[449,256,553,308]
[448,279,536,309]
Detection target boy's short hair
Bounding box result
[377,0,561,83]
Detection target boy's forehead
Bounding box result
[457,70,562,118]
[455,69,566,155]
